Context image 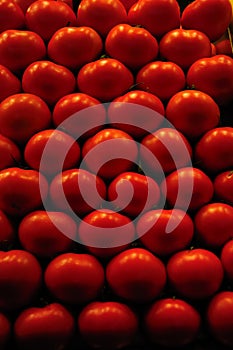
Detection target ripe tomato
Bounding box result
[78,301,138,349]
[0,0,24,32]
[166,90,220,139]
[0,313,10,348]
[12,0,37,13]
[77,58,134,101]
[144,298,201,347]
[136,209,194,256]
[136,61,186,101]
[214,170,233,205]
[44,253,105,304]
[0,250,42,310]
[0,210,15,248]
[0,93,51,144]
[105,24,159,70]
[119,0,137,11]
[0,64,21,102]
[48,26,103,70]
[167,248,224,299]
[215,38,233,57]
[14,303,75,350]
[22,61,76,106]
[18,210,76,258]
[106,248,166,303]
[221,240,233,281]
[0,134,21,170]
[77,0,127,37]
[159,29,211,70]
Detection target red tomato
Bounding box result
[0,30,46,73]
[48,26,103,70]
[13,0,37,13]
[78,301,138,349]
[0,65,21,102]
[106,248,166,303]
[0,0,24,32]
[181,0,232,41]
[159,29,211,70]
[207,291,233,346]
[0,250,42,310]
[128,0,180,38]
[215,38,233,57]
[137,209,194,256]
[77,0,127,37]
[144,298,201,347]
[0,93,51,144]
[77,58,134,101]
[24,129,80,176]
[187,55,233,105]
[119,0,137,11]
[136,61,186,101]
[214,170,233,205]
[49,168,106,216]
[0,313,10,348]
[108,90,164,139]
[166,90,220,139]
[44,253,105,304]
[0,134,21,170]
[22,61,76,106]
[105,24,158,70]
[18,210,76,258]
[195,203,233,249]
[161,167,214,211]
[167,248,224,299]
[14,303,75,350]
[221,240,233,280]
[0,167,48,217]
[0,210,15,248]
[25,0,77,41]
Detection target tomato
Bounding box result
[221,240,233,280]
[181,0,232,42]
[187,55,233,105]
[0,167,48,217]
[136,61,186,101]
[215,38,233,57]
[44,253,105,304]
[0,313,10,348]
[144,298,201,347]
[13,0,37,13]
[207,291,233,346]
[22,61,76,106]
[119,0,137,11]
[159,29,211,70]
[136,209,194,256]
[194,127,233,174]
[167,248,224,300]
[105,24,158,70]
[77,58,134,101]
[0,134,21,170]
[0,0,24,32]
[0,250,42,310]
[77,0,127,37]
[128,0,180,38]
[161,167,214,212]
[49,168,106,217]
[0,210,15,248]
[214,170,233,205]
[25,0,77,41]
[0,30,46,73]
[78,301,138,349]
[18,210,76,258]
[48,26,103,70]
[82,128,138,179]
[24,129,80,176]
[0,64,21,102]
[106,248,166,303]
[14,303,75,350]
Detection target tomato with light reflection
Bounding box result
[214,170,233,205]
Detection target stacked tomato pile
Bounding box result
[0,0,233,349]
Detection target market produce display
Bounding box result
[0,0,233,349]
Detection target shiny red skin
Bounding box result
[13,0,38,13]
[106,248,166,303]
[77,58,134,102]
[221,240,233,281]
[215,38,233,57]
[167,249,224,300]
[119,0,137,11]
[0,210,15,247]
[0,250,42,310]
[18,211,76,258]
[137,209,194,256]
[144,298,201,347]
[0,65,21,102]
[0,134,21,170]
[14,303,75,350]
[78,301,138,349]
[0,0,24,32]
[0,313,10,348]
[45,253,105,304]
[214,170,233,205]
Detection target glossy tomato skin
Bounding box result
[214,170,233,205]
[77,58,134,101]
[221,240,233,281]
[119,0,137,11]
[0,0,24,32]
[78,301,138,349]
[144,298,201,347]
[13,0,38,13]
[167,249,224,300]
[136,61,186,101]
[14,303,75,350]
[0,250,42,310]
[0,65,21,102]
[106,248,166,303]
[48,26,103,70]
[44,253,105,304]
[0,313,10,348]
[215,38,233,57]
[137,209,194,256]
[0,210,15,248]
[0,134,21,170]
[18,211,76,258]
